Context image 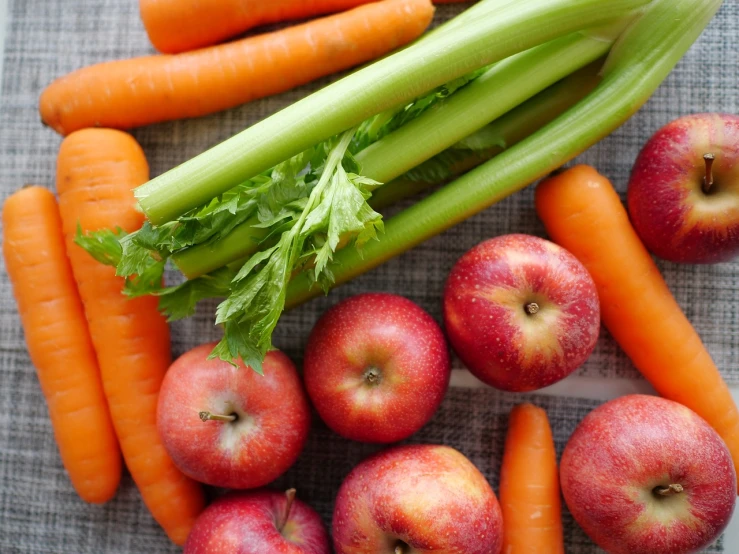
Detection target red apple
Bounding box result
[628,113,739,264]
[333,444,503,554]
[304,293,450,444]
[443,233,600,392]
[561,394,736,554]
[157,343,311,489]
[184,489,330,554]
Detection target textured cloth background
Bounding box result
[0,0,737,552]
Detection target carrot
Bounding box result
[40,0,435,136]
[2,186,122,504]
[140,0,467,54]
[55,129,205,543]
[141,0,373,54]
[535,165,739,488]
[499,404,564,554]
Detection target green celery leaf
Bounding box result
[302,167,383,279]
[233,244,281,282]
[271,147,315,186]
[123,260,167,298]
[213,232,296,372]
[156,265,237,321]
[75,224,168,298]
[132,221,178,254]
[174,186,260,249]
[74,226,124,267]
[209,128,383,372]
[209,321,265,375]
[117,233,161,278]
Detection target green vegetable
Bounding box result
[354,26,618,184]
[178,44,613,279]
[112,61,603,336]
[170,27,616,280]
[368,61,603,209]
[285,0,724,309]
[211,128,385,369]
[134,0,650,225]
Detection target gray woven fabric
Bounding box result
[0,0,737,552]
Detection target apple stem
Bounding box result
[278,488,297,533]
[364,367,382,386]
[524,302,540,315]
[654,483,684,497]
[703,153,715,194]
[199,411,237,423]
[395,545,405,554]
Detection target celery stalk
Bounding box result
[135,0,650,225]
[170,31,612,279]
[368,63,602,210]
[284,0,724,309]
[356,28,616,184]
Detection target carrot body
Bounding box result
[140,0,467,54]
[535,165,739,488]
[55,129,205,543]
[499,404,564,554]
[141,0,374,54]
[2,186,122,504]
[40,0,435,135]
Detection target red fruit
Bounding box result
[184,490,330,554]
[628,113,739,264]
[561,395,737,554]
[333,444,503,554]
[157,343,311,489]
[304,293,450,444]
[443,233,600,392]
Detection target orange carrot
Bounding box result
[140,0,467,54]
[2,186,121,504]
[141,0,375,54]
[55,129,205,543]
[40,0,435,135]
[499,404,564,554]
[535,165,739,488]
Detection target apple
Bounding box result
[627,113,739,264]
[184,489,331,554]
[157,343,311,489]
[303,293,450,444]
[561,394,736,554]
[443,233,600,392]
[333,444,503,554]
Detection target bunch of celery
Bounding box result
[80,0,724,372]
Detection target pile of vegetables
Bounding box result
[79,0,723,373]
[5,0,733,547]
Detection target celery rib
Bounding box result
[170,30,616,279]
[284,0,724,309]
[356,28,616,184]
[368,62,603,210]
[135,0,651,225]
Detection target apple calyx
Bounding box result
[278,488,297,533]
[199,411,237,423]
[363,367,382,386]
[524,302,540,315]
[394,541,408,554]
[703,153,716,194]
[653,483,684,497]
